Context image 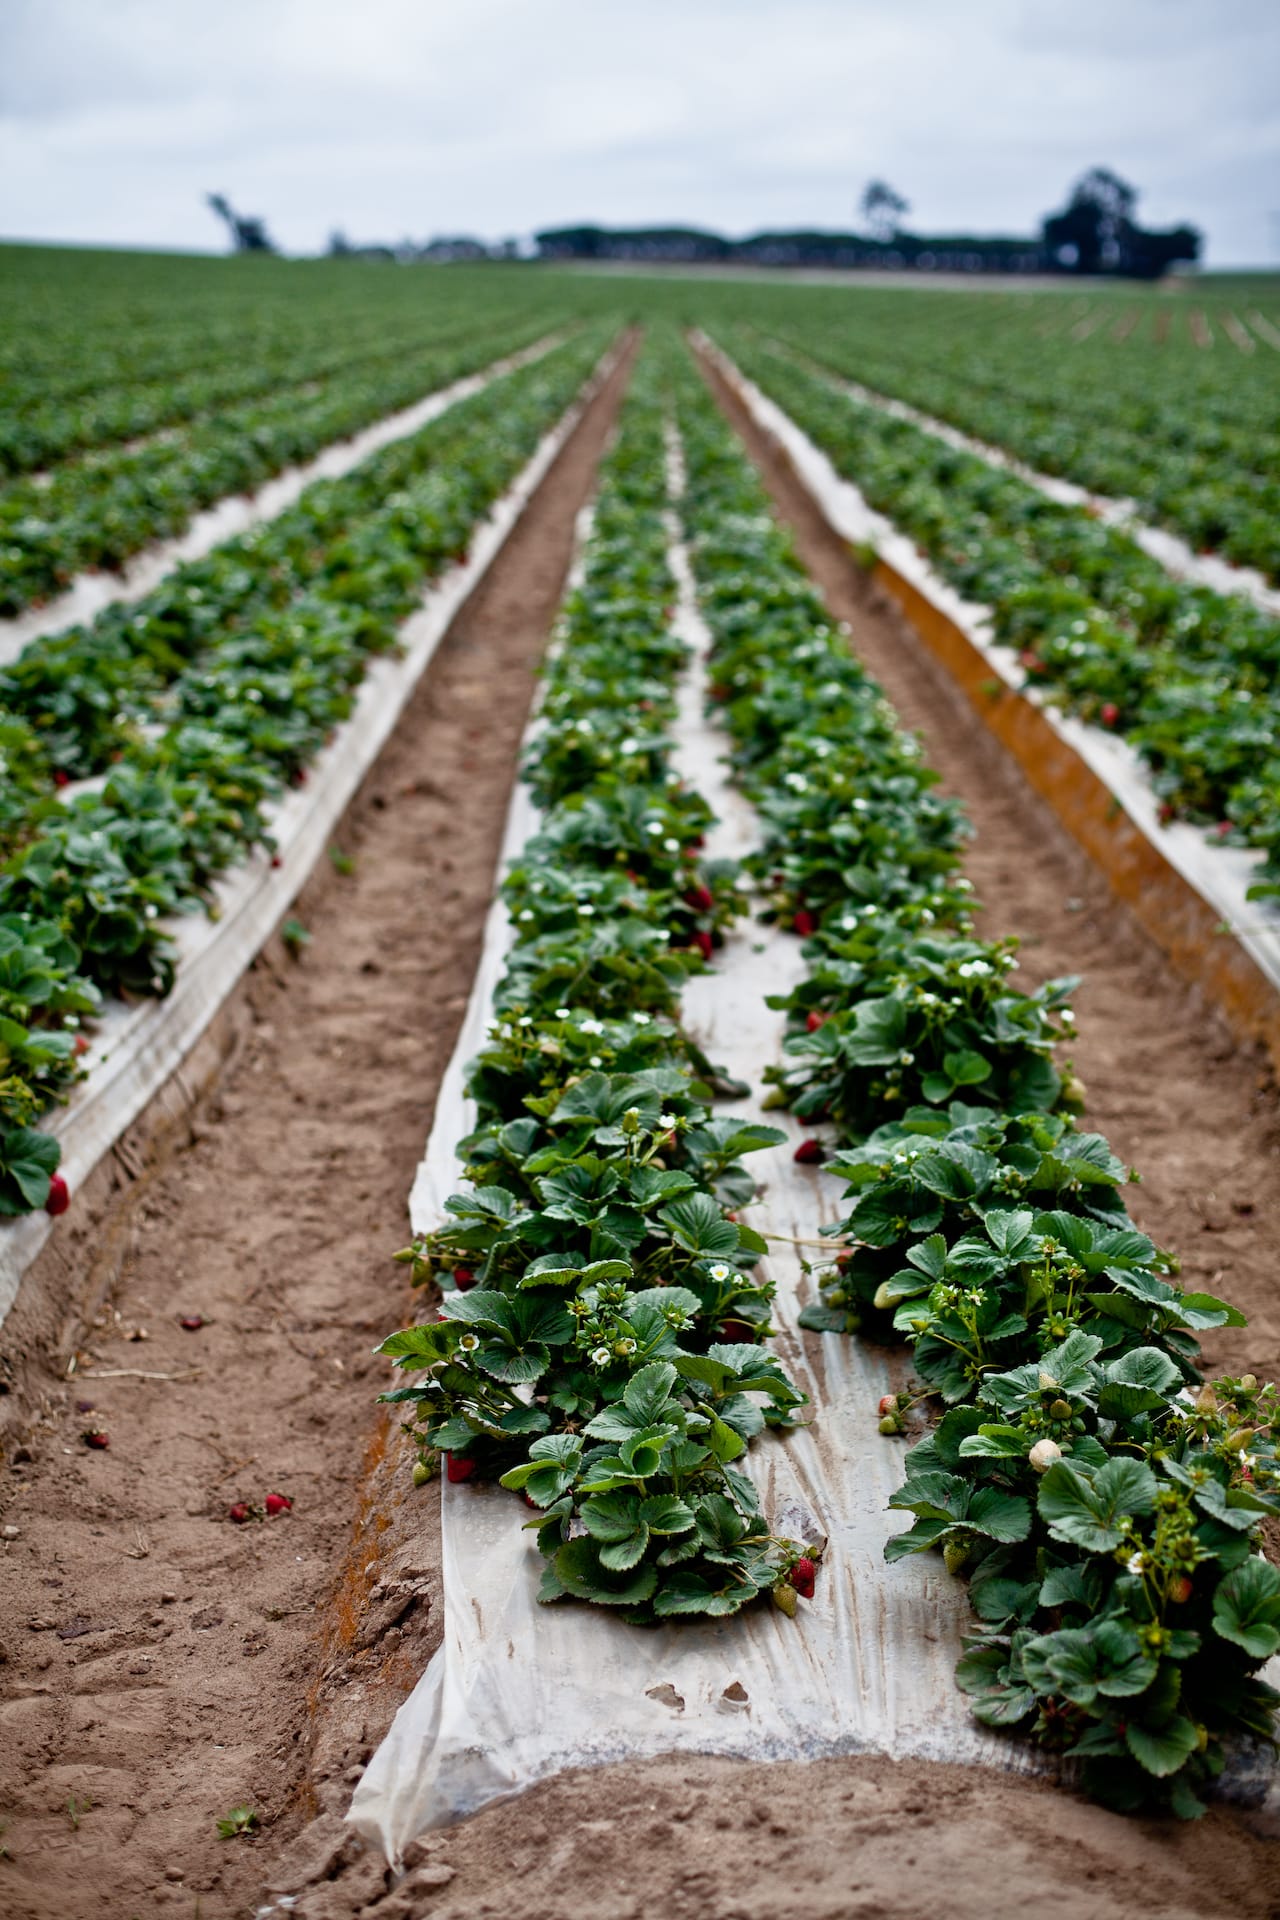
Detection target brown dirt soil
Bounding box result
[3,338,1279,1920]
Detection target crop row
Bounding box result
[1,307,560,482]
[380,347,821,1622]
[712,332,1280,896]
[738,289,1280,580]
[0,250,578,462]
[0,315,564,616]
[670,349,1280,1818]
[0,330,612,1217]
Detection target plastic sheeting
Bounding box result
[0,343,620,1328]
[348,476,1026,1869]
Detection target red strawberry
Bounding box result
[1158,802,1175,826]
[693,929,713,962]
[73,1034,90,1056]
[45,1173,70,1217]
[1100,703,1120,728]
[445,1454,476,1484]
[83,1429,109,1450]
[835,1251,853,1272]
[789,1556,816,1600]
[228,1502,252,1523]
[792,910,817,938]
[805,1010,826,1032]
[719,1318,756,1343]
[1168,1574,1193,1604]
[1215,821,1233,838]
[684,885,714,913]
[878,1394,898,1417]
[290,768,308,788]
[452,1267,476,1292]
[1019,649,1043,674]
[178,1314,204,1332]
[794,1139,825,1165]
[53,769,71,788]
[270,853,283,869]
[264,1492,292,1517]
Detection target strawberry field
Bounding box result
[2,250,1279,1913]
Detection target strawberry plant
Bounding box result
[672,350,1279,1816]
[380,354,814,1621]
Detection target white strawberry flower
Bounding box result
[708,1262,734,1283]
[590,1346,612,1368]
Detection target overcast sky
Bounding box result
[1,0,1277,268]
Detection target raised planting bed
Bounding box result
[698,334,1280,1074]
[0,332,623,1317]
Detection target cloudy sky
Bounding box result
[1,0,1277,267]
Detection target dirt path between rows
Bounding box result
[3,337,1279,1920]
[0,341,636,1920]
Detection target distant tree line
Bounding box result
[534,171,1200,279]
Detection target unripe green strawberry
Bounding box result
[943,1538,970,1576]
[1049,1399,1073,1421]
[1168,1575,1193,1605]
[878,1413,901,1436]
[412,1460,432,1488]
[772,1580,798,1618]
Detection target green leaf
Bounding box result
[0,1126,60,1210]
[658,1192,739,1257]
[1097,1345,1182,1419]
[622,1361,679,1426]
[553,1537,658,1607]
[1212,1558,1280,1660]
[1124,1714,1200,1778]
[1038,1457,1157,1553]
